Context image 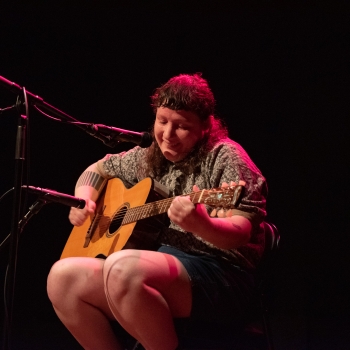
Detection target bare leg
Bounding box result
[103,249,192,350]
[47,257,123,350]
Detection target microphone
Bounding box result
[89,124,153,148]
[22,186,86,208]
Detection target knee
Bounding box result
[47,259,78,305]
[103,251,142,301]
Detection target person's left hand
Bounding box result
[167,185,209,232]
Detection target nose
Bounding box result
[163,123,176,140]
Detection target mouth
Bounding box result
[163,141,180,149]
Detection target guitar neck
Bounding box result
[122,184,243,226]
[122,191,201,225]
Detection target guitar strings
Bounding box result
[96,191,200,232]
[116,191,200,225]
[95,186,237,231]
[87,186,236,231]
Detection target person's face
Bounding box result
[154,107,208,162]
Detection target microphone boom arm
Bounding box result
[0,75,152,148]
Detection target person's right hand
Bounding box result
[68,198,96,226]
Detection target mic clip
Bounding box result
[86,124,118,148]
[87,123,152,148]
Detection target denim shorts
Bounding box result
[157,245,256,330]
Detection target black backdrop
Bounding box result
[0,1,349,349]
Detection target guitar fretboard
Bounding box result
[122,191,201,225]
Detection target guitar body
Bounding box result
[61,177,164,259]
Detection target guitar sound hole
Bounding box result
[108,205,128,235]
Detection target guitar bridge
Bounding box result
[84,205,106,248]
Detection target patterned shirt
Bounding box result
[97,138,267,271]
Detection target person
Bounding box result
[47,73,268,350]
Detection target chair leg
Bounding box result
[260,295,274,350]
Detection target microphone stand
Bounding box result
[0,76,107,350]
[2,198,48,349]
[0,74,151,349]
[2,86,29,350]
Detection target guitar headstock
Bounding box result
[199,183,245,209]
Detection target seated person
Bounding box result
[47,73,267,350]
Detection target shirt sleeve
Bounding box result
[207,141,268,227]
[96,146,148,187]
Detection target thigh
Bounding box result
[103,249,192,318]
[158,246,255,324]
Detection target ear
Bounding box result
[202,115,213,134]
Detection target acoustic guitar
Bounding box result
[60,177,244,259]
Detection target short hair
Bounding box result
[151,73,215,121]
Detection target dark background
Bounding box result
[0,1,349,349]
